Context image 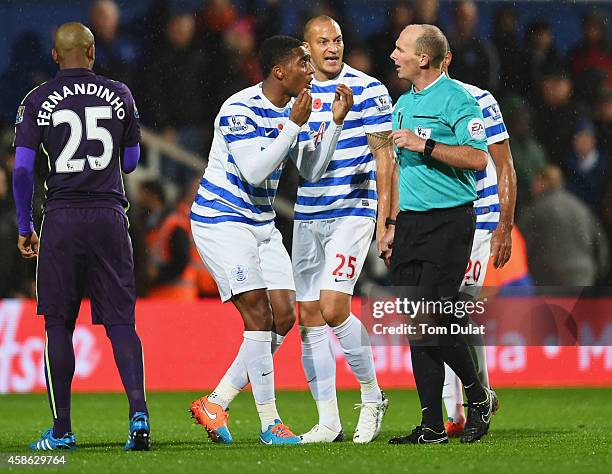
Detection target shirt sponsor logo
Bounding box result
[468,118,486,140]
[374,95,391,112]
[15,106,25,125]
[231,265,249,283]
[229,115,249,133]
[415,126,432,139]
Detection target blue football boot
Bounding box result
[29,429,76,450]
[124,411,151,451]
[260,420,301,445]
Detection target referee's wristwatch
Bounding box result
[424,138,436,157]
[385,217,396,228]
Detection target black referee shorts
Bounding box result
[390,203,476,300]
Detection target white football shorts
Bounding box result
[191,220,295,302]
[460,228,493,298]
[292,216,375,301]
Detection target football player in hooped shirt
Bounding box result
[189,36,354,446]
[295,16,395,444]
[13,23,149,451]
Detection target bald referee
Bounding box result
[380,24,494,444]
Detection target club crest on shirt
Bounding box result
[374,95,391,112]
[231,265,249,283]
[15,105,25,125]
[415,126,432,139]
[229,115,249,133]
[487,103,501,121]
[468,118,486,140]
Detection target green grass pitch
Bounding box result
[1,388,610,473]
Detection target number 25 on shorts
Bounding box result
[332,254,357,279]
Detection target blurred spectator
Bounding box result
[492,5,525,95]
[142,11,209,182]
[137,180,197,300]
[197,0,237,38]
[565,119,608,217]
[89,0,138,84]
[414,0,439,25]
[248,0,283,45]
[503,95,548,216]
[223,19,262,85]
[448,0,500,93]
[568,9,612,101]
[534,68,585,171]
[594,88,612,160]
[0,165,33,297]
[520,165,609,286]
[177,177,218,297]
[345,47,374,76]
[482,227,534,296]
[367,0,414,81]
[523,21,563,102]
[0,31,54,125]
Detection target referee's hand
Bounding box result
[389,129,426,153]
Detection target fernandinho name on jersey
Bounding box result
[393,73,487,212]
[294,64,393,221]
[35,82,127,125]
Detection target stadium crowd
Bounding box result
[0,0,611,298]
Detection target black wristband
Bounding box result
[424,138,436,157]
[385,217,396,228]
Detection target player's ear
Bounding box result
[51,48,59,64]
[87,43,96,66]
[272,64,284,81]
[302,41,311,53]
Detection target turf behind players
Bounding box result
[441,49,517,437]
[188,36,353,445]
[13,23,149,451]
[295,16,395,444]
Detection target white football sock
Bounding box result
[442,362,465,422]
[332,314,382,403]
[208,340,249,409]
[271,331,285,355]
[300,325,341,432]
[243,331,280,431]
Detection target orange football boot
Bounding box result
[189,396,233,444]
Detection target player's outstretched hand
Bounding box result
[18,231,39,259]
[390,128,426,153]
[332,84,354,125]
[378,226,395,268]
[290,88,313,126]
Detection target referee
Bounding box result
[381,24,493,444]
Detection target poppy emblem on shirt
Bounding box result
[313,98,323,111]
[277,123,283,130]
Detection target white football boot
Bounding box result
[353,391,388,443]
[300,424,345,443]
